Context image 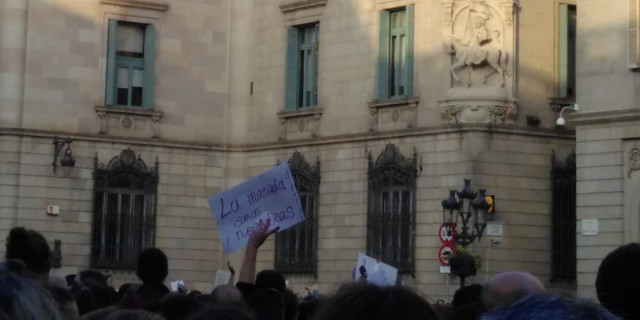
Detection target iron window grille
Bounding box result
[367,144,417,275]
[550,151,576,284]
[275,152,320,276]
[91,149,158,270]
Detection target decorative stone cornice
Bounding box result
[277,108,324,141]
[100,0,169,12]
[569,108,640,126]
[95,106,163,138]
[0,125,573,153]
[279,0,328,13]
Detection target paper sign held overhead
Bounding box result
[355,253,398,287]
[214,270,232,288]
[207,163,305,254]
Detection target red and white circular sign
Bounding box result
[438,223,456,244]
[438,244,455,266]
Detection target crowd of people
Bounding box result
[1,220,638,320]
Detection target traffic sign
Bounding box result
[438,244,455,266]
[438,223,456,244]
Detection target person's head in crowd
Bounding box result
[47,285,80,320]
[187,290,201,298]
[118,283,135,301]
[431,303,454,320]
[596,243,640,320]
[482,271,545,311]
[5,227,52,284]
[103,309,166,320]
[75,287,100,316]
[312,283,441,320]
[157,293,197,320]
[479,294,620,320]
[79,270,108,287]
[210,285,244,306]
[453,284,483,308]
[137,248,169,285]
[451,284,484,320]
[297,298,322,320]
[78,306,119,320]
[282,288,298,320]
[451,303,484,320]
[185,305,257,320]
[247,287,285,320]
[0,269,62,320]
[255,270,286,292]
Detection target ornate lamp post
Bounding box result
[441,179,490,288]
[442,179,489,247]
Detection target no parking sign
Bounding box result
[438,244,455,266]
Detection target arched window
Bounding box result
[275,152,320,275]
[91,149,158,270]
[367,144,417,275]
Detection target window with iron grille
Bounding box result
[367,144,417,275]
[91,149,158,270]
[275,152,320,275]
[550,151,576,284]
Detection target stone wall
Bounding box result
[0,134,225,291]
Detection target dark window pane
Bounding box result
[117,88,129,105]
[131,87,143,106]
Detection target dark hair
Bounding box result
[186,305,257,320]
[298,299,322,320]
[157,293,197,320]
[283,288,298,320]
[210,285,244,306]
[481,294,619,320]
[312,283,441,320]
[136,248,168,285]
[0,270,62,320]
[596,243,640,319]
[5,227,52,275]
[47,286,80,320]
[452,284,483,308]
[104,309,165,320]
[256,270,286,292]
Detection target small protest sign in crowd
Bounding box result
[0,164,635,320]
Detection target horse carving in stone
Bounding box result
[445,35,509,87]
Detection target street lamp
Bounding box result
[441,179,489,248]
[52,138,75,174]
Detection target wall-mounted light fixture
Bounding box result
[52,138,75,173]
[556,103,579,126]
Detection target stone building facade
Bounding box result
[0,0,577,300]
[572,0,640,299]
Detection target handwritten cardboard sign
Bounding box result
[355,253,398,287]
[208,163,305,254]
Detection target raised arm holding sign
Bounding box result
[207,163,305,254]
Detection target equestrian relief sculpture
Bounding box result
[440,0,516,125]
[445,0,509,87]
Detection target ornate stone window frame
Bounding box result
[368,97,420,132]
[97,0,167,138]
[278,1,327,141]
[367,144,418,276]
[275,151,320,276]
